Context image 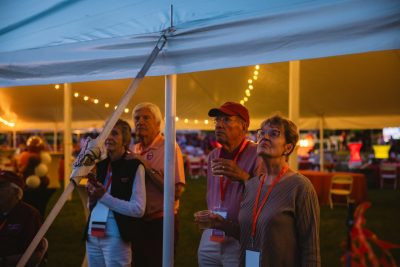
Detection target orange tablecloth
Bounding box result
[299,170,368,205]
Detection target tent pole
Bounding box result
[163,74,177,267]
[12,130,17,149]
[53,128,58,152]
[289,61,300,170]
[64,83,73,190]
[319,117,325,172]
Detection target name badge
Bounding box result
[90,202,109,238]
[245,249,260,267]
[210,209,227,243]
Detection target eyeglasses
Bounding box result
[213,116,241,125]
[256,128,281,140]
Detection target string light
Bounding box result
[55,84,60,90]
[239,65,261,106]
[61,65,262,128]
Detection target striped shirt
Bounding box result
[239,173,321,267]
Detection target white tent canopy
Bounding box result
[1,0,399,86]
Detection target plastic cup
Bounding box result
[194,210,212,229]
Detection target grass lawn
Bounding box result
[44,177,400,266]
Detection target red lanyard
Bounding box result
[219,140,249,202]
[104,163,113,190]
[251,165,288,238]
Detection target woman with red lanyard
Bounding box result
[238,114,320,267]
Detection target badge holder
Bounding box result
[210,208,228,243]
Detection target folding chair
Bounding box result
[379,163,398,189]
[328,175,353,209]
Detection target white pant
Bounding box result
[86,235,131,267]
[198,229,240,267]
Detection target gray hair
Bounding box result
[132,102,163,130]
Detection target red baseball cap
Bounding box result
[0,169,25,190]
[208,102,250,127]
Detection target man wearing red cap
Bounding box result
[0,170,44,266]
[196,102,264,267]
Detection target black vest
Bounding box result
[86,153,142,242]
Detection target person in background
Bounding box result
[0,170,45,267]
[196,102,264,267]
[237,114,320,266]
[131,102,186,267]
[85,119,146,267]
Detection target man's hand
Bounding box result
[211,158,250,182]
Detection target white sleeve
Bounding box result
[99,164,146,217]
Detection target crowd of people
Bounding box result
[0,101,321,267]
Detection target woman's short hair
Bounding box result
[260,114,299,155]
[115,119,132,150]
[132,102,163,129]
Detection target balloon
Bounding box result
[26,175,41,188]
[35,163,48,177]
[40,151,52,164]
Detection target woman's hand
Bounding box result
[87,180,106,201]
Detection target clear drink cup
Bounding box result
[194,210,212,229]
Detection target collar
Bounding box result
[136,133,164,154]
[220,139,246,160]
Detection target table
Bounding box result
[299,170,368,205]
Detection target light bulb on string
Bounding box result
[184,119,189,124]
[204,119,209,124]
[74,92,79,98]
[93,99,99,104]
[84,96,89,101]
[255,65,260,70]
[253,76,258,80]
[124,108,129,113]
[105,103,110,108]
[249,85,253,90]
[240,100,245,105]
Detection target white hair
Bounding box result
[132,102,163,130]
